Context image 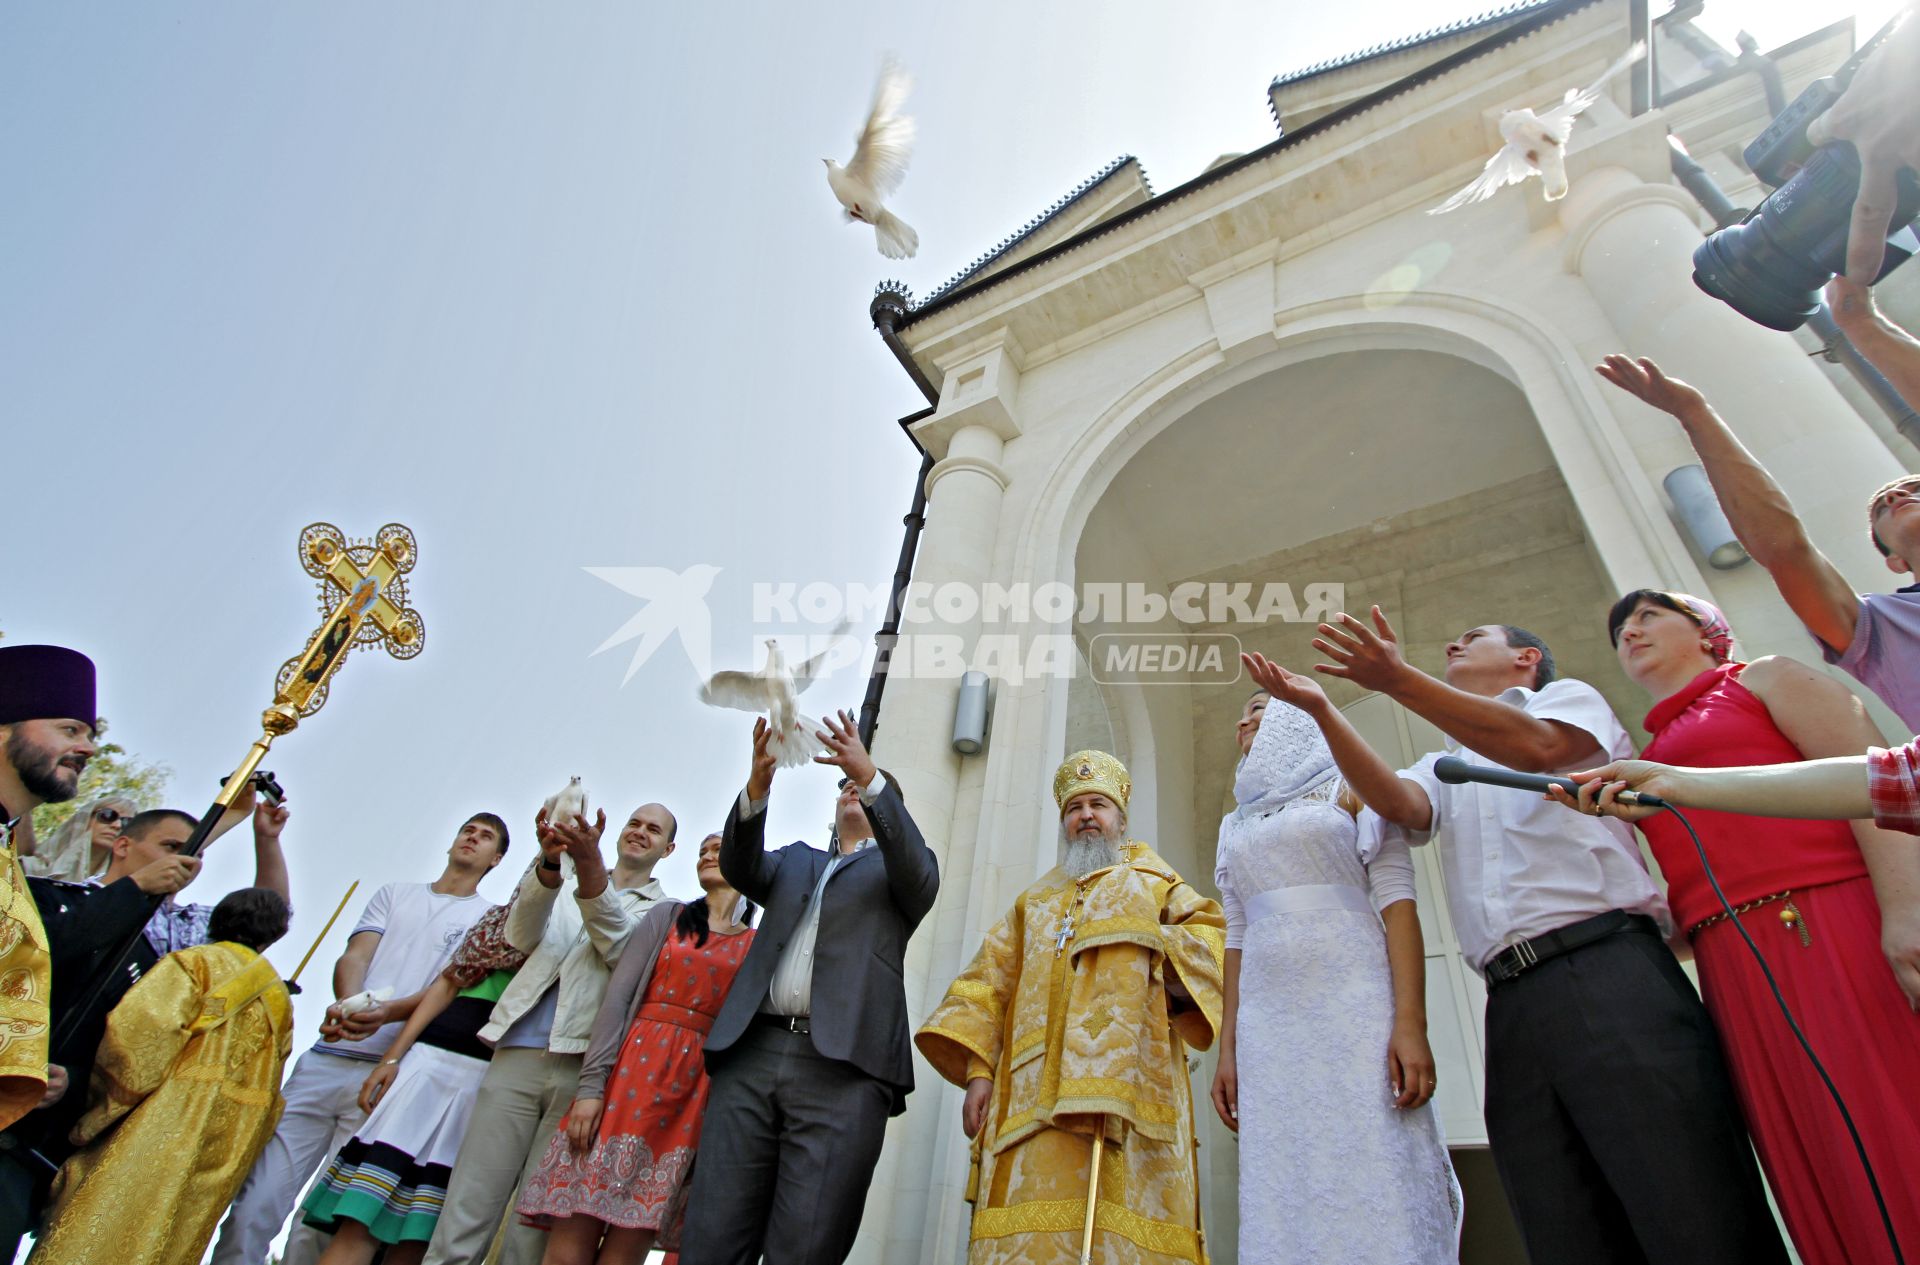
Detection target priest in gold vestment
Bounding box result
[917,751,1226,1265]
[35,888,294,1265]
[0,645,104,1130]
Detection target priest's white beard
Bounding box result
[1061,818,1126,879]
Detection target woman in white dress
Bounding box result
[1210,672,1462,1264]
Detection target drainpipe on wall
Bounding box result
[1629,0,1653,116]
[1668,137,1920,450]
[859,286,939,748]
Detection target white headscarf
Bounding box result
[1232,694,1338,816]
[23,794,135,881]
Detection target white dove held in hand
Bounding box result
[825,61,919,259]
[1429,42,1645,214]
[336,987,393,1018]
[699,625,851,768]
[544,776,590,826]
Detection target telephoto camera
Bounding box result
[1691,16,1920,331]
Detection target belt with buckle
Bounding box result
[1484,910,1658,988]
[753,1012,811,1036]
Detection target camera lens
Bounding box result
[1693,146,1920,331]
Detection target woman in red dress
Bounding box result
[1605,589,1920,1265]
[518,832,756,1264]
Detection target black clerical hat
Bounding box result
[0,645,97,727]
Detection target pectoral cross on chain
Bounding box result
[1054,917,1075,955]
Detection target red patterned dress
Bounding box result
[518,923,754,1234]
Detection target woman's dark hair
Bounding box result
[674,894,759,949]
[208,887,292,952]
[1606,589,1695,648]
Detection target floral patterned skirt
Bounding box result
[517,1002,718,1233]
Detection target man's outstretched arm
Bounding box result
[1597,355,1862,655]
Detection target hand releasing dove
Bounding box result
[700,624,851,768]
[543,776,589,827]
[335,987,394,1018]
[1429,42,1646,214]
[825,61,919,259]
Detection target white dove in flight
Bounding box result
[825,61,919,259]
[699,624,852,768]
[543,776,589,827]
[1429,42,1646,215]
[587,564,722,684]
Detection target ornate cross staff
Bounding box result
[54,523,423,1048]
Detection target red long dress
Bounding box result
[1639,663,1920,1265]
[518,924,754,1240]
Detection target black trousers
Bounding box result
[1484,922,1789,1264]
[0,1152,45,1264]
[678,1024,894,1265]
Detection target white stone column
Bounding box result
[1559,164,1904,656]
[857,339,1021,1265]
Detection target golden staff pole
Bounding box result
[54,523,422,1050]
[1079,1118,1106,1265]
[287,880,359,990]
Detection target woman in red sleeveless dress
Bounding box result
[518,833,756,1264]
[1606,589,1920,1265]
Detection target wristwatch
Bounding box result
[541,858,562,872]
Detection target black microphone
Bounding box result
[1432,755,1668,809]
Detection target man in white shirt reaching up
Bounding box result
[210,811,510,1265]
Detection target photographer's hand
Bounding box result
[1805,13,1920,281]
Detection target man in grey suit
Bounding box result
[678,708,939,1265]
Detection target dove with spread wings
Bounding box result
[1429,42,1646,215]
[824,61,919,259]
[699,625,852,768]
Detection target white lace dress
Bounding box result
[1216,782,1463,1264]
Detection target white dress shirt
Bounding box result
[738,771,885,1017]
[1388,678,1674,973]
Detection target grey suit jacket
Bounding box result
[708,781,938,1114]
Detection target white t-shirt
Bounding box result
[1388,678,1674,973]
[314,881,491,1060]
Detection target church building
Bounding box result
[855,1,1917,1259]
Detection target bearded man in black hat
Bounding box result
[0,645,100,1130]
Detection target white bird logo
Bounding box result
[543,776,589,827]
[825,61,919,259]
[699,624,852,768]
[587,564,722,684]
[1429,42,1646,215]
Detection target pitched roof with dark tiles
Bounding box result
[1269,0,1561,92]
[913,156,1149,308]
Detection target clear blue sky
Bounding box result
[0,0,1883,1042]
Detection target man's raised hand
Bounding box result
[814,709,878,789]
[252,798,291,843]
[1595,354,1708,420]
[747,717,778,802]
[544,806,607,863]
[1312,607,1413,693]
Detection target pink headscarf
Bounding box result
[1668,592,1736,664]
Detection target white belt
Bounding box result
[1243,884,1376,922]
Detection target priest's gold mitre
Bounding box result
[1052,749,1131,815]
